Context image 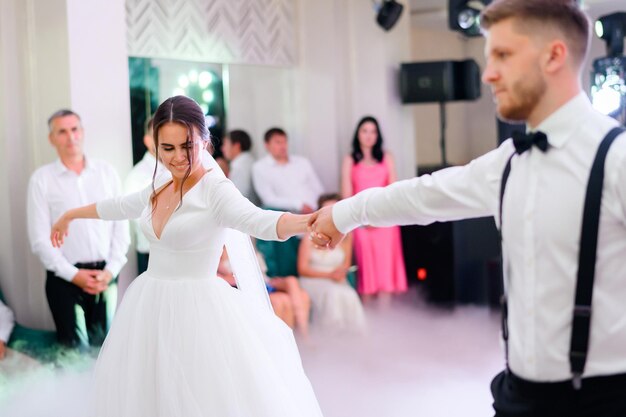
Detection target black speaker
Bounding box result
[376,0,404,31]
[399,59,481,103]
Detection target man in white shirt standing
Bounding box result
[0,299,15,360]
[221,129,258,204]
[124,117,166,275]
[27,109,129,349]
[252,127,324,213]
[310,1,626,415]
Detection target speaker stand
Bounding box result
[439,102,448,166]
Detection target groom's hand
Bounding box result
[308,206,344,249]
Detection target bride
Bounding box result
[50,95,324,417]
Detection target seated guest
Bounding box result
[0,299,15,360]
[217,249,296,330]
[252,127,324,213]
[257,252,311,337]
[297,194,366,333]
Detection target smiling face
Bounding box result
[482,18,547,123]
[157,122,206,179]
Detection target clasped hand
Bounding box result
[307,205,344,249]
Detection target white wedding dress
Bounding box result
[92,169,323,417]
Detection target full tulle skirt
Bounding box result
[92,273,323,417]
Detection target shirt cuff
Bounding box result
[332,198,363,234]
[104,258,126,278]
[57,263,79,282]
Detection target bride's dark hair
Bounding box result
[150,95,213,211]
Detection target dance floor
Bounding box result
[1,287,503,417]
[299,287,503,417]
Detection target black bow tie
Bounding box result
[512,130,549,155]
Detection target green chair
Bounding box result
[256,236,301,278]
[0,287,60,362]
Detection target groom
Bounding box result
[309,0,626,416]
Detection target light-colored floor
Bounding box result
[299,288,504,417]
[1,287,504,417]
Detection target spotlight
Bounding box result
[448,0,492,37]
[373,0,404,31]
[595,12,626,57]
[591,56,626,123]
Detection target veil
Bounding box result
[201,150,273,311]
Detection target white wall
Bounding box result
[409,11,497,167]
[292,0,415,190]
[226,0,416,191]
[226,64,297,159]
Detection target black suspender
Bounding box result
[498,126,625,388]
[569,126,625,388]
[498,153,515,373]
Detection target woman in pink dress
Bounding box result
[341,116,407,303]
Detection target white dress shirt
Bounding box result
[334,93,626,382]
[124,152,167,254]
[27,158,130,281]
[229,151,258,204]
[0,300,15,343]
[252,155,324,211]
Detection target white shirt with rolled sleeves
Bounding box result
[27,158,130,281]
[252,155,324,211]
[0,300,15,343]
[333,93,626,382]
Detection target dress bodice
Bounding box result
[307,247,346,273]
[97,170,284,280]
[351,159,390,194]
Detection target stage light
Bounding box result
[448,0,492,37]
[595,12,626,57]
[591,56,626,123]
[373,0,403,31]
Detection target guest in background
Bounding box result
[259,253,312,337]
[217,248,297,330]
[221,129,259,204]
[27,109,129,348]
[341,116,407,304]
[0,299,15,360]
[124,117,167,275]
[298,194,366,333]
[252,127,324,213]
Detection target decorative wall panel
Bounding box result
[126,0,297,66]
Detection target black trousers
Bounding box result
[136,251,149,275]
[491,370,626,417]
[45,261,115,348]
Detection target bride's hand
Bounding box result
[51,213,72,248]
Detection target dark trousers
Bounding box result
[137,251,149,275]
[45,261,114,349]
[491,370,626,417]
